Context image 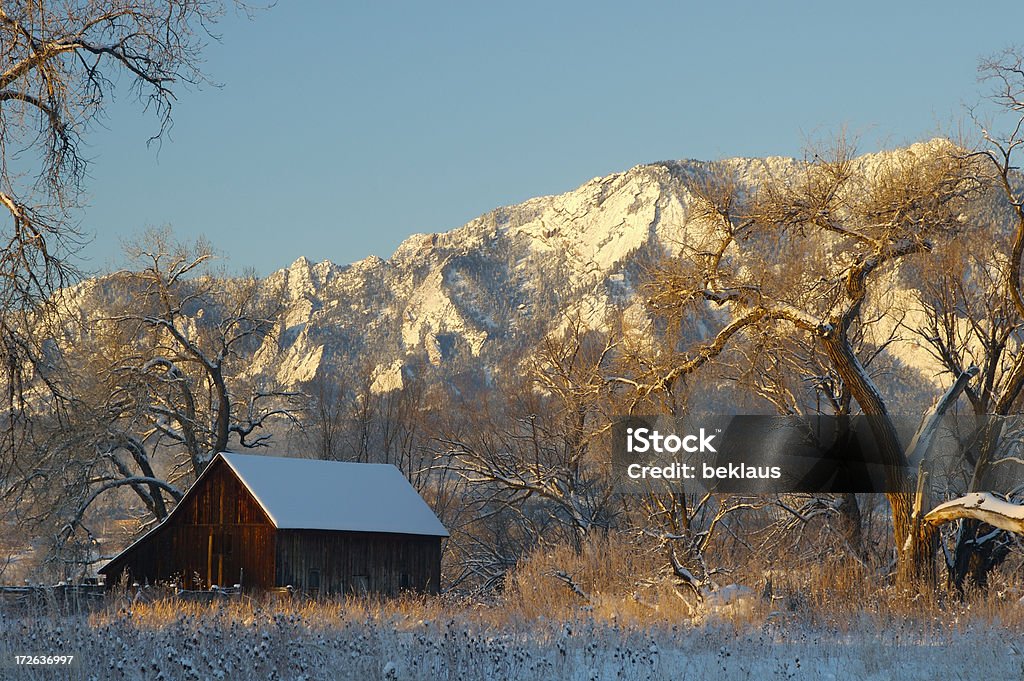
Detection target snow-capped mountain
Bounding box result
[249,143,961,397]
[250,158,703,391]
[72,142,966,400]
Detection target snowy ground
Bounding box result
[0,606,1021,681]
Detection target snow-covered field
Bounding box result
[0,602,1020,681]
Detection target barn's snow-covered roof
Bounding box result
[220,452,449,537]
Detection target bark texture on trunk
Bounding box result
[821,334,937,585]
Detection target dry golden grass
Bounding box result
[498,532,1024,633]
[42,524,1024,638]
[76,549,1024,649]
[503,534,676,624]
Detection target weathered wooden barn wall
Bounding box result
[275,531,442,595]
[101,453,448,596]
[101,458,276,589]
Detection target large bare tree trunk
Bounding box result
[821,335,936,585]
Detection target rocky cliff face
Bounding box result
[77,143,967,401]
[252,160,705,391]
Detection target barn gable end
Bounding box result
[99,456,276,589]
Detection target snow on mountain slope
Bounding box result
[250,161,707,390]
[87,145,964,398]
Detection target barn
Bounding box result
[98,452,449,595]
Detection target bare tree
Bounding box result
[307,373,346,461]
[439,317,620,590]
[904,48,1024,590]
[636,140,982,584]
[0,1,240,449]
[38,230,302,566]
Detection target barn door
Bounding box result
[207,531,231,588]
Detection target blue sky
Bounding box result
[80,2,1024,275]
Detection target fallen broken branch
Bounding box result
[924,492,1024,534]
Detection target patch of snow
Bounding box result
[371,360,405,394]
[925,492,1024,535]
[276,342,324,385]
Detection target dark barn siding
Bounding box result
[101,456,445,596]
[276,531,442,596]
[101,459,276,589]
